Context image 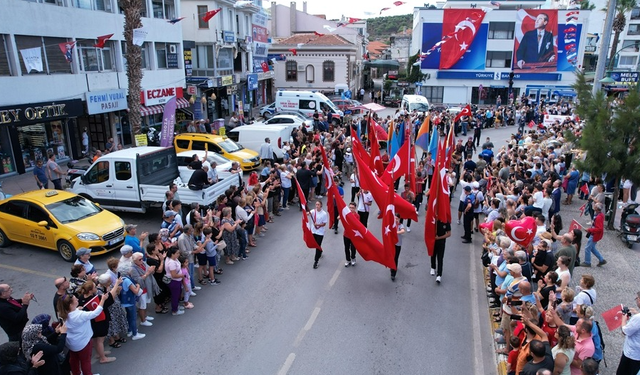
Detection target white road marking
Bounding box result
[277,353,296,375]
[303,306,321,331]
[329,268,341,287]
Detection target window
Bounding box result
[286,60,297,81]
[156,43,167,69]
[489,22,515,39]
[299,100,317,110]
[122,41,149,70]
[422,86,444,104]
[45,37,73,74]
[15,35,74,75]
[228,9,233,30]
[175,139,190,150]
[151,0,174,19]
[217,48,232,71]
[26,204,51,224]
[198,5,208,28]
[192,44,214,76]
[322,60,335,82]
[86,161,110,184]
[15,35,44,74]
[115,161,132,180]
[72,0,113,12]
[0,35,10,76]
[486,51,512,68]
[629,24,640,35]
[632,8,640,20]
[619,55,638,66]
[305,64,314,82]
[622,40,640,52]
[0,201,27,218]
[118,0,147,17]
[78,42,113,72]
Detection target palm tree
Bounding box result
[581,0,596,10]
[609,0,638,70]
[121,0,144,140]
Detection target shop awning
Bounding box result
[553,90,577,97]
[138,97,190,116]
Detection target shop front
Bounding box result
[0,99,83,175]
[139,86,191,145]
[75,89,128,157]
[256,70,274,107]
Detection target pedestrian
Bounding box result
[343,202,358,267]
[0,284,33,341]
[390,213,407,282]
[349,166,360,203]
[356,188,373,228]
[430,220,452,284]
[399,184,415,232]
[33,159,48,189]
[46,152,66,190]
[260,137,273,166]
[616,291,640,375]
[308,201,328,269]
[580,203,607,267]
[461,186,475,243]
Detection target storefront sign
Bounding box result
[223,31,235,43]
[221,75,234,86]
[0,99,83,125]
[247,73,258,90]
[86,89,127,115]
[610,71,639,83]
[142,86,182,106]
[258,70,274,80]
[437,71,562,81]
[184,49,192,77]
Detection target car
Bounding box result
[176,150,234,183]
[0,190,125,261]
[262,114,314,132]
[260,103,276,119]
[174,133,261,171]
[273,109,314,120]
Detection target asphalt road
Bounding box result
[0,112,506,375]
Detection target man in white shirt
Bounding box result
[524,182,544,216]
[349,167,360,203]
[356,189,373,227]
[617,291,640,375]
[259,138,274,166]
[205,161,218,184]
[309,201,328,269]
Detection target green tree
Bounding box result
[571,72,640,229]
[581,0,596,10]
[121,0,144,140]
[406,51,427,83]
[609,0,638,70]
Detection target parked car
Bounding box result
[176,150,234,183]
[260,103,276,119]
[0,189,125,261]
[262,114,313,132]
[174,133,261,171]
[227,125,292,161]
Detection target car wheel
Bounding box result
[58,240,76,262]
[0,228,11,247]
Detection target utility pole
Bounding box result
[593,0,617,94]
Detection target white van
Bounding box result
[400,95,430,114]
[275,90,343,125]
[226,124,292,161]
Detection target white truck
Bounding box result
[69,147,238,213]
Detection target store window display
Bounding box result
[17,120,69,170]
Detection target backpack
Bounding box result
[472,194,481,209]
[594,320,607,367]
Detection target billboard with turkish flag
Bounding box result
[513,9,558,72]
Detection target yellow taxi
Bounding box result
[174,133,261,171]
[0,190,125,261]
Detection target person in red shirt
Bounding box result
[507,336,521,375]
[580,203,607,267]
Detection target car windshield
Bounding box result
[46,196,101,224]
[410,103,430,112]
[218,139,242,153]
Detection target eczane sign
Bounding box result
[143,86,176,106]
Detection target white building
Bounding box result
[411,1,591,105]
[0,0,185,175]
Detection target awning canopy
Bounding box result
[553,90,577,97]
[353,102,387,112]
[139,97,190,117]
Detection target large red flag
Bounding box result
[382,177,399,270]
[94,34,114,49]
[380,140,410,186]
[444,123,456,169]
[424,169,438,256]
[368,116,384,176]
[602,304,626,331]
[351,133,371,167]
[435,140,452,223]
[202,8,222,22]
[354,150,418,221]
[331,184,395,269]
[579,183,589,197]
[83,295,106,322]
[295,178,321,250]
[408,142,416,194]
[453,104,472,123]
[319,146,336,229]
[439,9,488,69]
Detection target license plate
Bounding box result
[629,235,638,241]
[108,236,124,245]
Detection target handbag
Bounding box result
[216,240,227,251]
[162,275,172,284]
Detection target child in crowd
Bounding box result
[506,335,521,375]
[181,257,194,309]
[555,288,575,324]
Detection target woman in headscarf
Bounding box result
[0,341,43,375]
[21,322,67,375]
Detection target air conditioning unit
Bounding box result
[297,65,305,71]
[169,45,177,54]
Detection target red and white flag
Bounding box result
[319,146,336,229]
[424,166,439,256]
[83,295,106,322]
[439,9,488,69]
[453,104,472,123]
[579,203,587,217]
[58,41,75,63]
[295,178,321,250]
[435,140,452,224]
[381,140,409,186]
[94,34,114,49]
[368,116,384,176]
[602,304,626,331]
[579,183,590,197]
[382,177,399,270]
[351,133,372,167]
[260,61,270,72]
[202,8,222,22]
[569,219,582,232]
[288,48,298,56]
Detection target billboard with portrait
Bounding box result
[513,9,558,72]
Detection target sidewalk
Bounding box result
[1,168,56,197]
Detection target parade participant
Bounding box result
[430,219,452,284]
[308,201,328,269]
[461,186,475,243]
[343,202,358,267]
[390,214,407,281]
[399,184,415,232]
[0,284,33,341]
[356,188,373,228]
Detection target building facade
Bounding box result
[411,1,591,105]
[0,0,186,175]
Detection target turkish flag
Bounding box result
[314,31,325,37]
[381,140,409,186]
[579,183,590,197]
[289,48,297,56]
[351,133,372,167]
[435,141,452,223]
[528,120,536,129]
[440,8,485,69]
[569,219,582,232]
[454,104,472,123]
[505,216,537,247]
[424,161,439,256]
[371,120,389,142]
[202,8,222,22]
[295,178,321,250]
[83,295,106,322]
[408,143,416,194]
[348,17,361,23]
[368,117,384,176]
[602,304,625,331]
[331,185,395,269]
[354,150,418,221]
[382,179,399,270]
[319,146,336,229]
[443,123,456,169]
[94,34,114,49]
[260,61,270,72]
[579,203,587,217]
[439,9,487,69]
